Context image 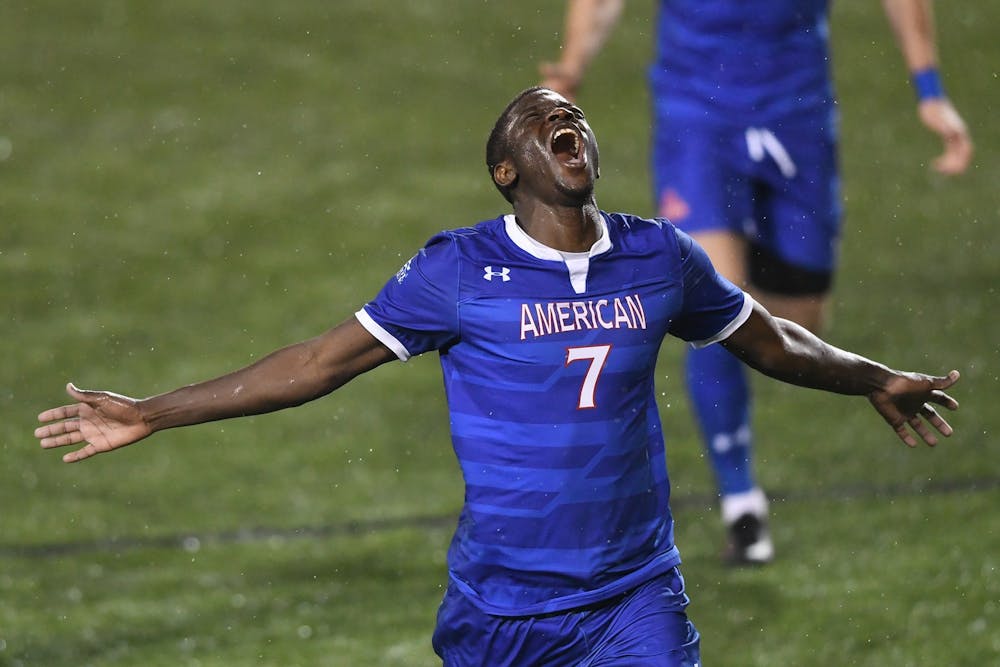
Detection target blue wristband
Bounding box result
[911,67,945,101]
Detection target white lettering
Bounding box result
[520,303,540,340]
[556,302,574,332]
[519,294,648,339]
[572,301,592,330]
[625,294,646,329]
[536,303,559,337]
[595,299,613,329]
[613,299,632,329]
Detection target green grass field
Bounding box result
[2,1,998,665]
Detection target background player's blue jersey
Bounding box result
[652,0,833,121]
[357,213,750,616]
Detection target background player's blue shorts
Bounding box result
[651,103,842,293]
[432,567,701,666]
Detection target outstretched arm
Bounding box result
[540,0,626,100]
[881,0,973,175]
[722,302,959,447]
[35,316,397,462]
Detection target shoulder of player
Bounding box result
[603,211,682,246]
[423,215,502,243]
[420,215,506,255]
[404,216,507,273]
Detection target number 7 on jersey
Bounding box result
[565,344,612,409]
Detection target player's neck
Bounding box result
[512,200,601,253]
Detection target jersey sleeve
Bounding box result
[355,232,460,361]
[667,226,753,348]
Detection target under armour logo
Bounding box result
[483,265,511,282]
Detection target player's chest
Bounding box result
[455,259,683,348]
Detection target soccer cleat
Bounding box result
[723,513,774,566]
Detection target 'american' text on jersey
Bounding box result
[519,294,647,340]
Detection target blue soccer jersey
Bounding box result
[651,0,833,121]
[356,212,751,616]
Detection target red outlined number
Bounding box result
[565,344,611,409]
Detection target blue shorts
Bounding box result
[651,105,842,293]
[431,567,700,666]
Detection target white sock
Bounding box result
[721,487,769,525]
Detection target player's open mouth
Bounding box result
[551,127,585,166]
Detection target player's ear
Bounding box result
[493,160,517,189]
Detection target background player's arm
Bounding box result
[721,302,959,448]
[35,317,397,463]
[881,0,973,174]
[540,0,626,100]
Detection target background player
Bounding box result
[35,87,959,665]
[541,0,973,564]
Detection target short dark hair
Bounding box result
[485,87,545,203]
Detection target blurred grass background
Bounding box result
[1,1,997,665]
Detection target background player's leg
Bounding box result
[685,344,753,495]
[753,290,827,334]
[686,343,772,562]
[685,231,773,565]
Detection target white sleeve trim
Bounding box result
[354,308,411,361]
[689,292,755,349]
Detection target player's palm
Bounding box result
[36,383,151,462]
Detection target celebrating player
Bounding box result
[541,0,973,564]
[36,87,959,666]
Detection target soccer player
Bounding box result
[541,0,973,564]
[36,87,959,666]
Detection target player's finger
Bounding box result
[893,421,918,448]
[66,382,104,403]
[942,369,961,383]
[927,389,959,411]
[920,404,953,437]
[63,443,100,463]
[39,429,86,449]
[35,421,86,448]
[35,420,73,438]
[926,370,960,408]
[37,403,80,423]
[908,414,938,447]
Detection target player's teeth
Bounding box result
[553,128,579,155]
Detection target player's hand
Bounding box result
[539,62,580,102]
[918,98,973,175]
[35,383,152,463]
[867,369,960,447]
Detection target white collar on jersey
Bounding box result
[503,213,612,262]
[503,214,611,294]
